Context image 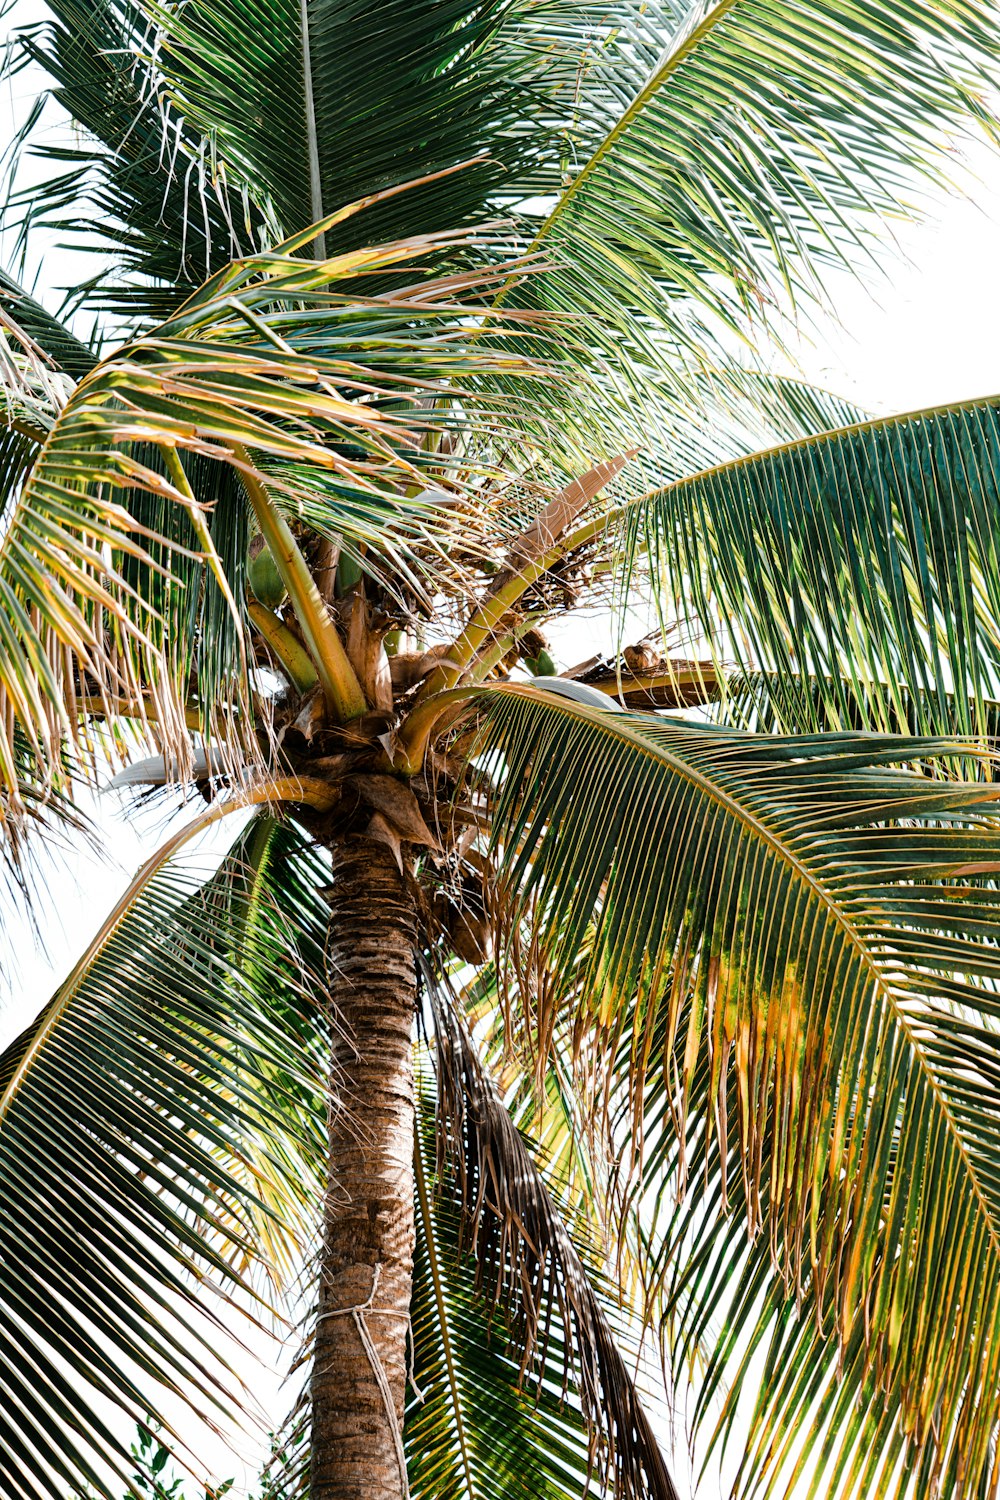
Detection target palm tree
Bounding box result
[6,2,1000,1498]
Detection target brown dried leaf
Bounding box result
[367,810,404,873]
[350,773,441,849]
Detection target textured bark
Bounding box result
[311,835,417,1500]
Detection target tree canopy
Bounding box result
[5,3,1000,1499]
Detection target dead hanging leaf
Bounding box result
[349,773,441,850]
[367,811,404,873]
[292,686,326,743]
[448,903,492,966]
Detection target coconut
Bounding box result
[248,546,287,609]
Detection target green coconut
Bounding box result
[524,648,557,677]
[335,552,364,596]
[248,545,287,609]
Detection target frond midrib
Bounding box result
[413,1129,479,1498]
[491,684,1000,1275]
[648,389,1000,499]
[529,0,743,247]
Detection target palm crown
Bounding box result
[5,3,1000,1499]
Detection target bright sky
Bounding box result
[4,32,1000,1496]
[790,141,1000,414]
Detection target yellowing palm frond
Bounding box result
[474,684,1000,1496]
[0,221,576,836]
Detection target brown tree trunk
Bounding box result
[311,834,417,1500]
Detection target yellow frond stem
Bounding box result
[237,457,367,721]
[247,600,319,695]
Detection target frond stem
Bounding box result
[409,510,614,707]
[237,454,367,721]
[247,600,319,694]
[499,0,742,290]
[298,0,326,259]
[8,416,47,445]
[78,694,204,731]
[393,688,476,775]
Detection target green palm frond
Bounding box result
[101,0,545,260]
[471,683,1000,1497]
[0,268,97,378]
[632,369,871,490]
[0,422,38,503]
[722,672,1000,750]
[0,810,326,1498]
[0,308,249,821]
[627,394,1000,739]
[12,0,895,458]
[0,308,89,849]
[168,813,331,1278]
[719,373,869,449]
[500,0,696,163]
[636,1025,1000,1500]
[522,0,999,350]
[16,0,268,318]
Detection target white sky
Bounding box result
[4,32,1000,1497]
[790,144,1000,413]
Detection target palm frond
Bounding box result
[0,222,576,829]
[721,672,1000,753]
[627,394,1000,739]
[627,368,871,492]
[0,268,97,378]
[0,810,327,1498]
[166,813,331,1279]
[15,0,886,460]
[420,982,678,1500]
[498,0,697,166]
[471,683,1000,1497]
[468,984,606,1227]
[522,0,999,355]
[0,421,39,504]
[16,0,268,319]
[111,0,547,259]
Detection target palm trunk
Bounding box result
[311,834,417,1500]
